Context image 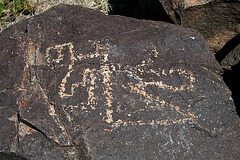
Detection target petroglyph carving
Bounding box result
[45,42,199,131]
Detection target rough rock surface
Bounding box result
[158,0,240,116]
[0,4,240,159]
[159,0,240,53]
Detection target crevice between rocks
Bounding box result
[221,64,240,116]
[215,33,240,63]
[215,33,240,116]
[108,0,174,23]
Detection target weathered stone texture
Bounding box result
[0,4,240,159]
[159,0,240,53]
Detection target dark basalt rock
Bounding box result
[0,4,239,159]
[108,0,240,115]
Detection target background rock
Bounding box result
[0,4,240,159]
[158,0,240,53]
[109,0,240,53]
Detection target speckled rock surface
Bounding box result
[0,4,239,160]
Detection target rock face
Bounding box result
[0,4,240,159]
[159,0,240,54]
[161,0,240,117]
[108,0,240,115]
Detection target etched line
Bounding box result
[45,42,199,131]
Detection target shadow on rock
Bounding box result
[215,33,240,117]
[222,62,240,116]
[108,0,174,23]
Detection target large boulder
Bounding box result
[159,0,240,53]
[158,0,240,116]
[0,4,239,159]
